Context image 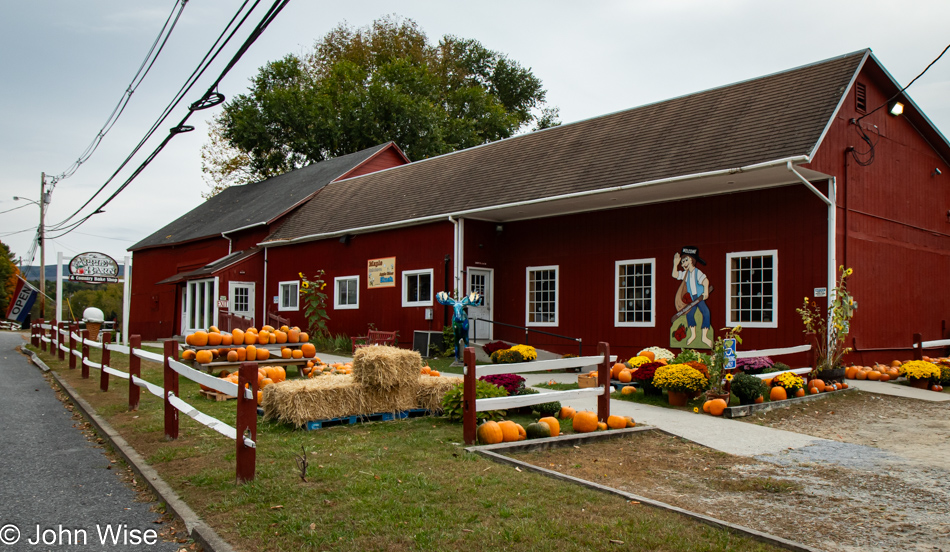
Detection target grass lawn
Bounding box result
[28,342,784,552]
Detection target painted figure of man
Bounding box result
[672,246,713,348]
[436,291,482,364]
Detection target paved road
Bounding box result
[0,331,182,552]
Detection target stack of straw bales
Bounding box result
[264,346,461,427]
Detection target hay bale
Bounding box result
[415,376,462,412]
[263,375,362,427]
[352,346,422,390]
[359,385,417,415]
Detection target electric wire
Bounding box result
[0,203,34,215]
[48,0,189,189]
[46,0,257,232]
[857,42,950,123]
[45,0,290,240]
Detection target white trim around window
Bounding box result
[334,275,360,310]
[278,280,300,311]
[402,269,434,307]
[615,258,656,327]
[526,265,558,327]
[725,249,778,328]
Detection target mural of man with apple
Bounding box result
[671,246,713,349]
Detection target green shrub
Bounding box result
[731,372,768,404]
[490,349,524,364]
[533,400,562,417]
[441,380,508,421]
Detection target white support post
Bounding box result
[827,177,837,353]
[56,251,64,324]
[122,256,132,346]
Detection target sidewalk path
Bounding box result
[848,378,950,401]
[0,332,181,551]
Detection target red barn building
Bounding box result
[127,143,408,340]
[254,49,949,364]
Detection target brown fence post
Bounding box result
[100,332,112,392]
[913,333,923,361]
[236,360,259,483]
[81,330,90,379]
[163,340,179,440]
[68,324,77,369]
[129,335,141,411]
[597,342,611,423]
[462,347,477,445]
[39,319,46,352]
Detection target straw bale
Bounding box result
[352,346,422,390]
[415,376,462,412]
[263,375,362,427]
[359,385,417,416]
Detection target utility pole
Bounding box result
[39,172,46,318]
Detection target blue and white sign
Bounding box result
[723,337,737,371]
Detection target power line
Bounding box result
[0,203,33,215]
[857,42,950,123]
[48,0,189,189]
[47,0,258,232]
[47,0,291,240]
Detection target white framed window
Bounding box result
[526,265,558,326]
[615,258,655,327]
[278,280,300,311]
[725,250,777,328]
[402,269,433,307]
[334,276,359,310]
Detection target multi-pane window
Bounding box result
[334,276,359,309]
[615,259,655,327]
[278,281,299,311]
[726,250,777,328]
[402,269,433,307]
[232,287,249,314]
[526,266,558,326]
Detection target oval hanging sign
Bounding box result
[69,252,120,284]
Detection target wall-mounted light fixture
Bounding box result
[339,234,352,245]
[934,168,943,177]
[889,101,905,116]
[495,224,504,232]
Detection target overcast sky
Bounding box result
[1,0,948,270]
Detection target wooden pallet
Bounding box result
[199,389,236,401]
[304,409,431,431]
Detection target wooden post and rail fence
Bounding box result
[31,321,258,483]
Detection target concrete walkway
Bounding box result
[848,378,950,401]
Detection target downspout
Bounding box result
[262,247,268,329]
[223,233,233,255]
[787,161,837,352]
[448,216,459,294]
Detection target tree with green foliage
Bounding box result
[202,16,558,197]
[0,241,19,316]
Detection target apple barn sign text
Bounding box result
[69,252,120,284]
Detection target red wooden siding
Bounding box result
[335,146,409,181]
[465,184,829,361]
[264,221,454,342]
[806,68,950,362]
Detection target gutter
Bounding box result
[222,222,267,255]
[261,155,811,249]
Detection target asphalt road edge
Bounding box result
[26,349,235,552]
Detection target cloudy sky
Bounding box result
[1,0,948,270]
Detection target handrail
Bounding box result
[473,317,583,357]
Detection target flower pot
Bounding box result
[908,378,930,390]
[641,381,663,396]
[816,367,846,381]
[667,390,688,406]
[705,391,730,403]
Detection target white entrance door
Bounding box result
[229,281,255,327]
[467,268,492,341]
[182,278,217,334]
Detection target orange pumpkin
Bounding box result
[769,386,788,401]
[845,366,857,379]
[702,400,712,413]
[260,377,274,388]
[538,416,560,437]
[477,421,504,444]
[281,347,292,359]
[811,379,826,392]
[236,347,247,362]
[639,351,656,362]
[572,411,599,433]
[624,416,636,428]
[516,424,527,441]
[618,369,633,383]
[866,370,882,381]
[498,421,521,442]
[274,330,288,344]
[606,415,627,429]
[257,331,270,345]
[611,363,626,379]
[191,331,209,347]
[754,395,764,404]
[301,343,316,358]
[559,406,576,420]
[429,370,440,377]
[181,349,197,361]
[287,328,300,343]
[597,421,608,431]
[795,388,806,398]
[261,325,275,333]
[855,370,868,380]
[245,345,257,361]
[227,350,239,362]
[207,332,223,346]
[195,350,214,364]
[708,398,727,416]
[231,329,245,345]
[256,348,271,361]
[298,332,310,343]
[621,385,636,395]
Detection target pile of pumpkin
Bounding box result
[476,407,635,444]
[844,362,902,382]
[419,366,441,377]
[181,325,318,364]
[301,360,353,377]
[201,365,288,404]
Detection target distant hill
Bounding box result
[21,265,127,281]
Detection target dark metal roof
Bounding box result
[129,143,393,251]
[155,247,261,285]
[265,51,869,243]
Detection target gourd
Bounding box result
[498,421,521,442]
[769,386,787,401]
[559,406,576,420]
[191,331,209,347]
[606,415,627,429]
[231,329,245,345]
[538,416,560,437]
[477,421,504,444]
[572,411,599,433]
[526,422,551,439]
[195,350,213,364]
[708,398,727,416]
[621,385,636,395]
[301,343,317,358]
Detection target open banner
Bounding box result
[5,276,37,323]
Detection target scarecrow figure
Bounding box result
[437,291,482,364]
[672,246,713,348]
